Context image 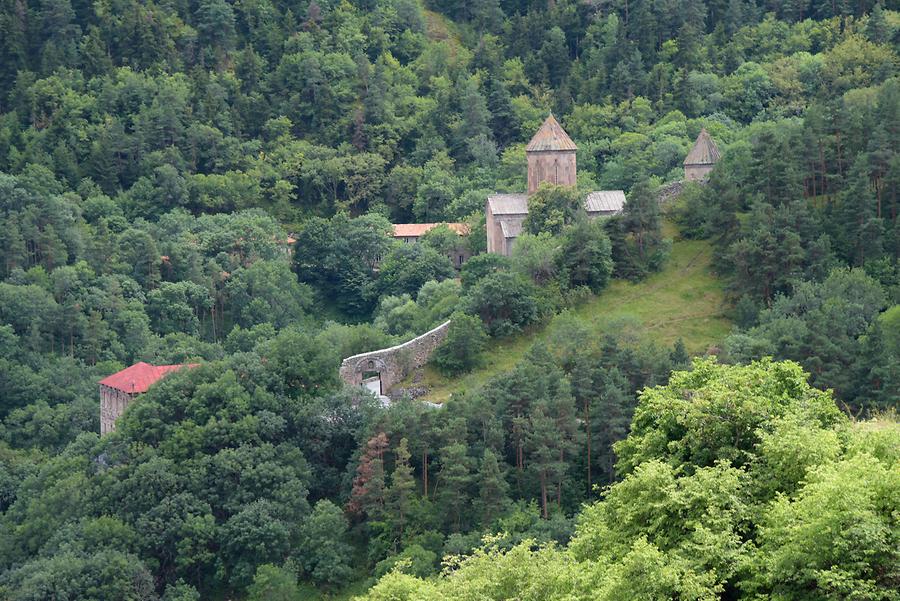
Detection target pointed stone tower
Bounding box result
[526,114,577,194]
[683,128,721,182]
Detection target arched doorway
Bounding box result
[356,357,388,397]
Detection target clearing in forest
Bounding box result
[413,225,733,403]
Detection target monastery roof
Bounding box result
[487,193,529,215]
[499,220,524,239]
[489,190,625,219]
[392,223,469,237]
[684,128,721,166]
[526,114,577,152]
[99,362,197,394]
[584,190,626,213]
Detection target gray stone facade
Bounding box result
[486,116,626,256]
[527,149,577,194]
[339,320,451,393]
[684,163,715,182]
[485,194,528,256]
[100,385,134,435]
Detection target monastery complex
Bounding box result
[98,122,720,433]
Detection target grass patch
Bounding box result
[412,226,732,403]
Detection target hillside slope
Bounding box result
[414,224,732,403]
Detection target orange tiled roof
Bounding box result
[99,362,197,394]
[392,223,469,237]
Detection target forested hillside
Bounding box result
[0,0,898,598]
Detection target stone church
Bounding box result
[99,361,196,434]
[486,115,626,256]
[683,128,721,181]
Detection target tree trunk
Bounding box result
[585,398,592,498]
[540,471,548,519]
[422,450,428,498]
[557,448,563,508]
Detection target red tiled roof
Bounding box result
[98,362,197,394]
[392,223,469,237]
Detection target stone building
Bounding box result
[486,115,626,256]
[391,222,471,268]
[683,128,721,181]
[99,362,196,435]
[485,194,528,256]
[526,114,577,193]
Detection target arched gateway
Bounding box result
[338,321,451,395]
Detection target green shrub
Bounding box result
[431,313,489,375]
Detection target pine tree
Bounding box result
[866,2,890,43]
[524,357,580,518]
[38,224,68,271]
[457,77,492,156]
[526,401,562,519]
[853,320,900,411]
[570,355,595,497]
[471,0,503,33]
[385,437,415,544]
[435,442,471,531]
[592,367,633,485]
[839,155,884,266]
[82,310,106,365]
[670,338,690,369]
[476,448,509,526]
[348,432,388,519]
[623,177,661,261]
[0,216,26,277]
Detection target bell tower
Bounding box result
[526,114,577,194]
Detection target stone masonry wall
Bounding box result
[339,320,452,393]
[527,150,577,194]
[100,385,134,435]
[656,180,685,205]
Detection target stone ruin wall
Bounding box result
[656,180,685,205]
[339,320,452,393]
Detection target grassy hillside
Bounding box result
[413,223,732,403]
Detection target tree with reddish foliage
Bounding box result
[347,432,389,519]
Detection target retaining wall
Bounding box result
[657,180,685,205]
[339,320,452,393]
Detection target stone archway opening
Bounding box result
[361,359,383,396]
[338,320,452,398]
[356,357,388,399]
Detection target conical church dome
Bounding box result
[684,128,721,166]
[526,114,577,152]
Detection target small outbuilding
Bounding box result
[391,222,471,268]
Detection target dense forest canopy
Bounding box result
[0,0,898,598]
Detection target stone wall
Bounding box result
[657,180,685,206]
[527,150,577,194]
[684,164,714,182]
[339,320,452,393]
[100,385,134,435]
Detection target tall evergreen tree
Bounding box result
[476,448,509,526]
[436,442,472,531]
[385,437,416,544]
[348,432,389,519]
